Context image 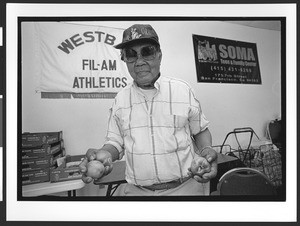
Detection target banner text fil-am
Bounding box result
[82,59,116,71]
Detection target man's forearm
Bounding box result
[101,144,120,162]
[193,128,212,155]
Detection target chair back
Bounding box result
[216,167,277,196]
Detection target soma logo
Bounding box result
[197,40,218,62]
[198,40,256,62]
[219,44,256,61]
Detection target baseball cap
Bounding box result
[114,24,160,49]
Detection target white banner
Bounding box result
[35,22,131,98]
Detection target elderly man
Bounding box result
[79,24,217,196]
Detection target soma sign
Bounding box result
[192,34,261,84]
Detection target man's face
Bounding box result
[123,43,162,88]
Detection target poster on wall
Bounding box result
[34,22,132,99]
[192,34,262,84]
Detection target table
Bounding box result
[94,153,244,196]
[22,179,86,197]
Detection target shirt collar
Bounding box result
[154,74,162,90]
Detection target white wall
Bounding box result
[21,21,281,196]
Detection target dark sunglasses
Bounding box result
[123,45,157,63]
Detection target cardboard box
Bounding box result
[21,140,64,159]
[22,149,65,172]
[22,157,51,172]
[51,148,66,167]
[22,168,50,185]
[22,131,63,148]
[50,155,85,183]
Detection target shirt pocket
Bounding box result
[162,106,189,129]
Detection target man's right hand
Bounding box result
[79,148,113,184]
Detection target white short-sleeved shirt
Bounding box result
[104,76,209,186]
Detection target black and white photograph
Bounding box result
[5,2,297,223]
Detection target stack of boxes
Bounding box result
[21,131,65,185]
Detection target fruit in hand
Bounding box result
[190,156,211,176]
[96,151,107,160]
[95,151,112,166]
[86,160,105,179]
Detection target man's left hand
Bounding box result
[188,147,218,183]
